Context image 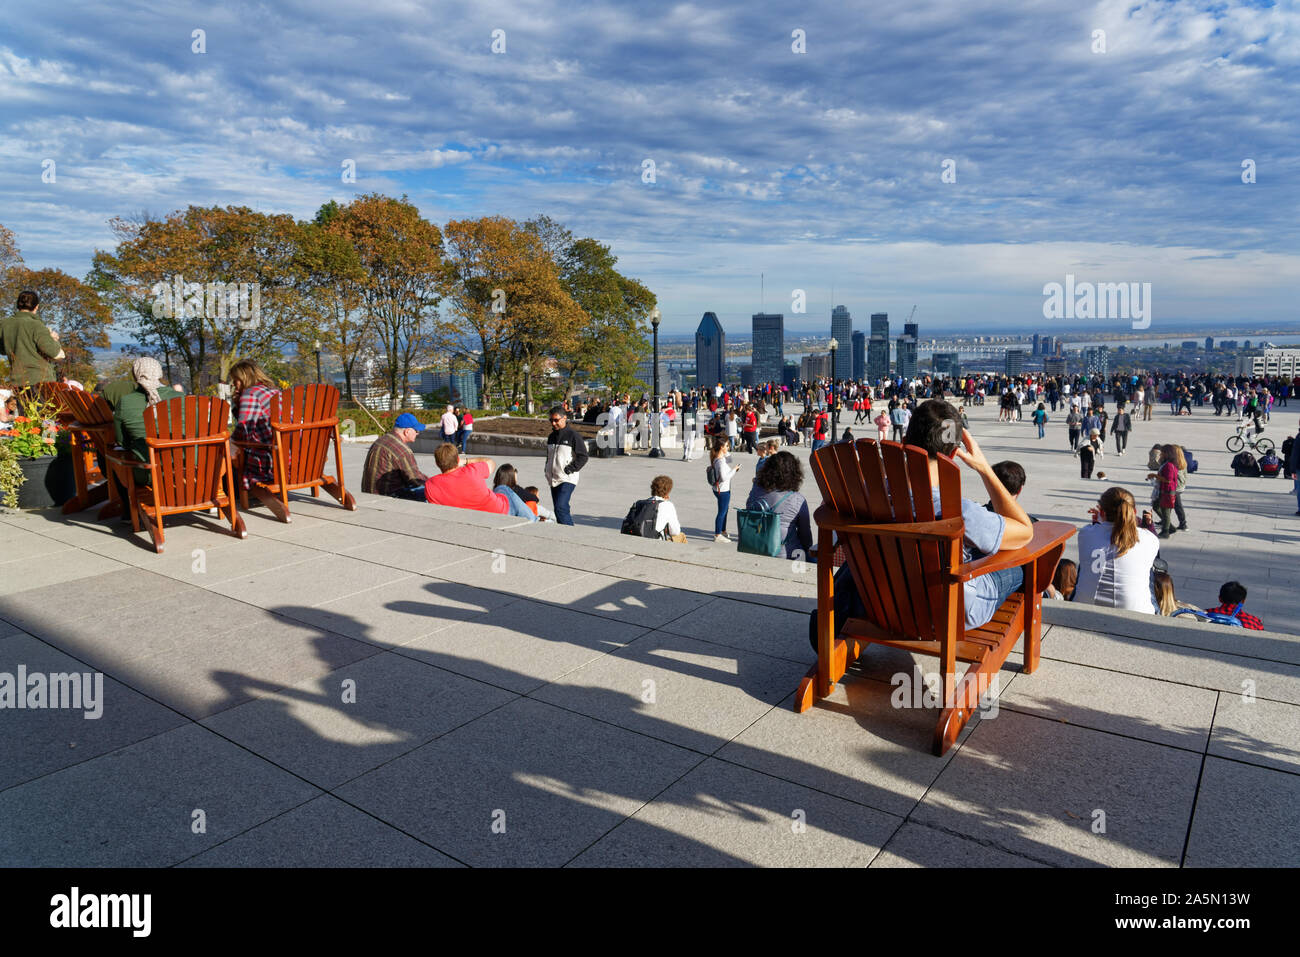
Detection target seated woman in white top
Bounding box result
[1073,486,1159,613]
[648,474,687,542]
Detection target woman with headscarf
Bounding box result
[111,356,181,495]
[228,359,279,489]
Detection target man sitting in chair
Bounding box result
[905,400,1036,629]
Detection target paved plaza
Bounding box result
[1,399,1298,867]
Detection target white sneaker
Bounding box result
[714,534,729,543]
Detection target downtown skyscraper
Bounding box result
[695,312,726,387]
[830,305,852,380]
[751,312,785,385]
[867,312,890,381]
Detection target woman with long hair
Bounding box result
[492,462,548,521]
[229,359,280,490]
[745,450,813,559]
[1152,442,1182,537]
[708,436,740,542]
[1153,571,1199,616]
[1073,486,1160,612]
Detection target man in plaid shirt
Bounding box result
[1205,581,1264,631]
[362,413,429,500]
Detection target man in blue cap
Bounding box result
[362,412,429,500]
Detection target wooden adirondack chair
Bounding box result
[232,384,357,523]
[797,438,1075,755]
[105,395,246,553]
[59,388,119,515]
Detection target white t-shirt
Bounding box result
[1074,522,1159,613]
[651,496,681,537]
[712,455,739,492]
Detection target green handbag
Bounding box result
[735,492,793,557]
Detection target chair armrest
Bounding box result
[231,439,273,450]
[950,521,1076,583]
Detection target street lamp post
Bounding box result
[828,338,839,440]
[648,308,664,457]
[523,363,532,414]
[314,340,322,384]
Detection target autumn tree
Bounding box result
[442,216,583,409]
[297,201,374,401]
[334,195,444,409]
[90,206,307,390]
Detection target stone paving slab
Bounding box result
[912,709,1202,867]
[997,657,1219,751]
[600,555,816,613]
[0,566,190,633]
[529,571,714,630]
[282,575,515,649]
[716,677,981,818]
[206,553,411,609]
[869,820,1051,868]
[657,596,815,663]
[429,551,591,598]
[333,696,702,867]
[396,597,652,695]
[176,794,463,868]
[202,651,517,789]
[1208,694,1300,774]
[530,630,805,754]
[0,632,189,791]
[336,535,482,575]
[1042,626,1300,705]
[1183,757,1300,867]
[0,526,75,562]
[0,722,321,867]
[571,757,900,867]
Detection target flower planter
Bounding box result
[16,452,76,510]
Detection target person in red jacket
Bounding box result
[811,409,830,452]
[741,404,759,453]
[1204,581,1264,630]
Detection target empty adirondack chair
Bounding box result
[105,395,246,553]
[797,438,1075,755]
[232,383,357,523]
[59,388,119,515]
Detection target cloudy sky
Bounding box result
[2,0,1298,335]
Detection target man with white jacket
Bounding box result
[545,406,589,525]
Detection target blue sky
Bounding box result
[2,0,1299,334]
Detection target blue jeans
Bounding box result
[1294,478,1300,512]
[395,483,427,501]
[964,564,1024,630]
[459,429,472,453]
[551,481,575,525]
[1037,423,1045,438]
[495,485,536,521]
[810,438,825,453]
[713,488,730,535]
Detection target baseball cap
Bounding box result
[394,413,425,431]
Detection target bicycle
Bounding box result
[1225,423,1274,456]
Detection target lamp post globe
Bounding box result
[313,340,322,384]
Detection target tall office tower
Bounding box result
[800,353,832,380]
[830,305,852,380]
[867,335,890,381]
[695,312,726,387]
[903,321,919,340]
[1005,349,1027,376]
[1032,333,1041,356]
[751,312,785,385]
[1055,338,1064,356]
[870,312,889,339]
[1040,334,1055,357]
[851,330,866,381]
[1206,336,1215,352]
[1044,356,1067,378]
[896,334,918,378]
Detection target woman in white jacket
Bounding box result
[708,437,741,542]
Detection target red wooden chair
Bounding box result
[232,383,356,523]
[797,438,1075,755]
[58,388,119,516]
[105,395,246,553]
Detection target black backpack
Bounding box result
[1232,451,1260,477]
[621,498,661,537]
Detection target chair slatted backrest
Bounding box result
[810,439,964,643]
[272,384,340,487]
[62,389,114,428]
[144,396,230,509]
